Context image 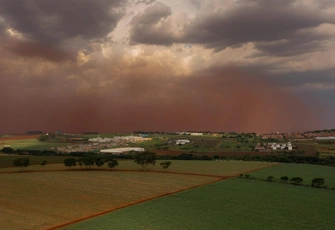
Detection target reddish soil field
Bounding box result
[0,135,39,141]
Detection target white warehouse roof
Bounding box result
[100,147,145,154]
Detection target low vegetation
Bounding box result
[250,163,335,187]
[160,161,172,169]
[65,179,335,230]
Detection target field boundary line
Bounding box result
[46,164,277,229]
[46,176,229,230]
[0,163,278,177]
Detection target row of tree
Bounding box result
[63,151,172,171]
[63,155,118,170]
[11,151,172,172]
[240,174,327,188]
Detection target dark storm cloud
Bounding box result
[0,0,126,44]
[129,0,335,55]
[129,2,174,45]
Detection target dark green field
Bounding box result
[64,178,335,230]
[250,163,335,187]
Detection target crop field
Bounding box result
[250,163,335,187]
[65,178,335,230]
[0,171,219,230]
[0,160,276,176]
[114,160,276,176]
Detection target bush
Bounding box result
[280,176,289,182]
[160,161,172,169]
[311,178,325,188]
[266,176,274,182]
[13,158,30,172]
[290,177,303,185]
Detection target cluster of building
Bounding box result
[177,132,204,136]
[260,130,335,140]
[54,143,115,153]
[254,142,293,152]
[55,135,151,153]
[100,147,145,155]
[88,135,152,143]
[167,139,191,145]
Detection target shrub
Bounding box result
[290,177,303,185]
[311,178,325,188]
[280,176,289,182]
[160,161,172,169]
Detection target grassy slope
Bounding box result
[65,178,335,230]
[250,163,335,187]
[0,171,217,230]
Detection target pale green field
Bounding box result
[1,139,69,150]
[0,171,217,230]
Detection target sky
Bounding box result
[0,0,334,134]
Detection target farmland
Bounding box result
[0,171,219,230]
[65,178,335,230]
[0,159,276,176]
[250,163,335,187]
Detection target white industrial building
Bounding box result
[315,137,335,140]
[100,147,145,155]
[176,139,190,145]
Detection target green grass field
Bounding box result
[0,171,217,230]
[250,163,335,187]
[1,139,69,150]
[65,178,335,230]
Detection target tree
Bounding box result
[280,176,289,182]
[63,158,77,169]
[105,155,118,169]
[311,178,325,188]
[94,156,105,169]
[134,151,156,171]
[290,177,303,185]
[266,176,274,182]
[1,147,14,154]
[160,161,172,169]
[40,160,47,166]
[13,158,30,172]
[38,135,49,142]
[77,158,84,167]
[81,156,95,170]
